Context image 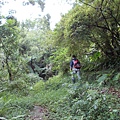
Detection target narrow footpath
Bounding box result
[27,106,49,120]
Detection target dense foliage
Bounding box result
[52,0,120,72]
[0,0,120,119]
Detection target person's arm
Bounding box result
[70,60,73,71]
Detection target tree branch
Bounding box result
[78,0,96,9]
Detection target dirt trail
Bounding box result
[28,106,49,120]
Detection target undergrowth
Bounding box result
[0,71,120,120]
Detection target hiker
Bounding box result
[70,55,81,83]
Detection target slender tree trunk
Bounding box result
[5,56,12,81]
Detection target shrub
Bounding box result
[49,82,120,120]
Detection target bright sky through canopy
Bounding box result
[1,0,73,29]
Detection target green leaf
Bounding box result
[97,74,108,83]
[113,73,120,81]
[0,117,7,120]
[11,114,26,120]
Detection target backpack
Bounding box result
[73,59,81,69]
